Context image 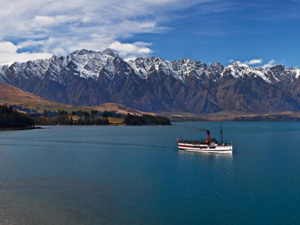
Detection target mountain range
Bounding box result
[1,49,300,114]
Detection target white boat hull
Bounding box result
[178,144,233,153]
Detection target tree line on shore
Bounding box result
[0,105,172,128]
[0,105,34,128]
[123,114,171,125]
[33,110,124,125]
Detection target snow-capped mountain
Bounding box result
[0,49,300,114]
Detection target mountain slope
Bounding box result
[1,49,300,114]
[0,81,146,114]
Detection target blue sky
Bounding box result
[0,0,299,68]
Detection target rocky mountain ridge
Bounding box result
[1,49,300,114]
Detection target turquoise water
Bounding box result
[0,122,300,224]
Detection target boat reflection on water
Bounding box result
[178,149,233,158]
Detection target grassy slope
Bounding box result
[0,82,87,112]
[92,103,155,116]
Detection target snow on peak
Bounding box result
[0,51,299,87]
[65,49,120,79]
[0,65,10,83]
[291,67,300,79]
[230,61,250,68]
[128,57,172,80]
[103,48,119,58]
[224,61,272,83]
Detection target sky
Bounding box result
[0,0,299,68]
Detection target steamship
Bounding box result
[177,125,233,153]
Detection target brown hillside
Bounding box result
[0,82,152,115]
[0,82,80,112]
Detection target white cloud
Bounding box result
[228,59,234,63]
[244,59,263,65]
[109,41,152,60]
[0,41,52,65]
[33,16,57,27]
[0,0,215,64]
[262,60,276,69]
[31,15,78,29]
[0,42,19,53]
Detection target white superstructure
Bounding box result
[178,141,233,153]
[177,128,233,154]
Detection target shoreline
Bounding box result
[0,124,172,130]
[0,127,43,131]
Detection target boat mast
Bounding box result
[220,122,223,144]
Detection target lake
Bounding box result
[0,122,300,224]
